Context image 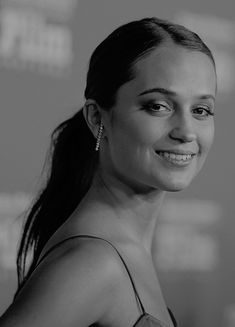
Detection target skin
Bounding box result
[100,44,216,194]
[0,43,216,327]
[83,42,216,252]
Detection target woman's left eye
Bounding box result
[192,107,214,118]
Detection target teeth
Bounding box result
[158,152,193,161]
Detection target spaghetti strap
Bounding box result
[36,234,146,315]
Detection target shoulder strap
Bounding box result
[36,234,146,314]
[167,308,177,327]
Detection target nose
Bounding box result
[169,112,197,143]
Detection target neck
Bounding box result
[84,168,166,254]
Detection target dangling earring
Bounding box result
[95,122,103,151]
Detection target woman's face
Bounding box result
[101,43,216,193]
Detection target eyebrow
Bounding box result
[138,87,215,102]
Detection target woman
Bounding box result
[0,17,216,327]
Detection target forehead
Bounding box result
[122,44,217,99]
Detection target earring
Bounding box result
[95,122,104,151]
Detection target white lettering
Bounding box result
[0,8,73,74]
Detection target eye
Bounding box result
[141,102,172,114]
[192,106,215,118]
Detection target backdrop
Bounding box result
[0,1,234,326]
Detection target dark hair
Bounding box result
[15,17,215,297]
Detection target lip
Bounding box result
[154,149,197,167]
[155,149,197,155]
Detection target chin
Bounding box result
[165,184,189,192]
[154,166,201,192]
[156,176,194,192]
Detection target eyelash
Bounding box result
[141,103,170,112]
[141,102,215,117]
[192,107,215,117]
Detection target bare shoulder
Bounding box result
[0,238,123,327]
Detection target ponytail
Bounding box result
[15,109,98,296]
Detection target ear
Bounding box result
[82,99,102,138]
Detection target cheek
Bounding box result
[108,117,159,171]
[111,117,150,147]
[116,114,166,147]
[199,122,215,154]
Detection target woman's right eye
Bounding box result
[142,102,172,113]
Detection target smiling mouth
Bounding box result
[155,151,196,166]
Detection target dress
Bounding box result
[36,235,177,327]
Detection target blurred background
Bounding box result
[0,0,234,326]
